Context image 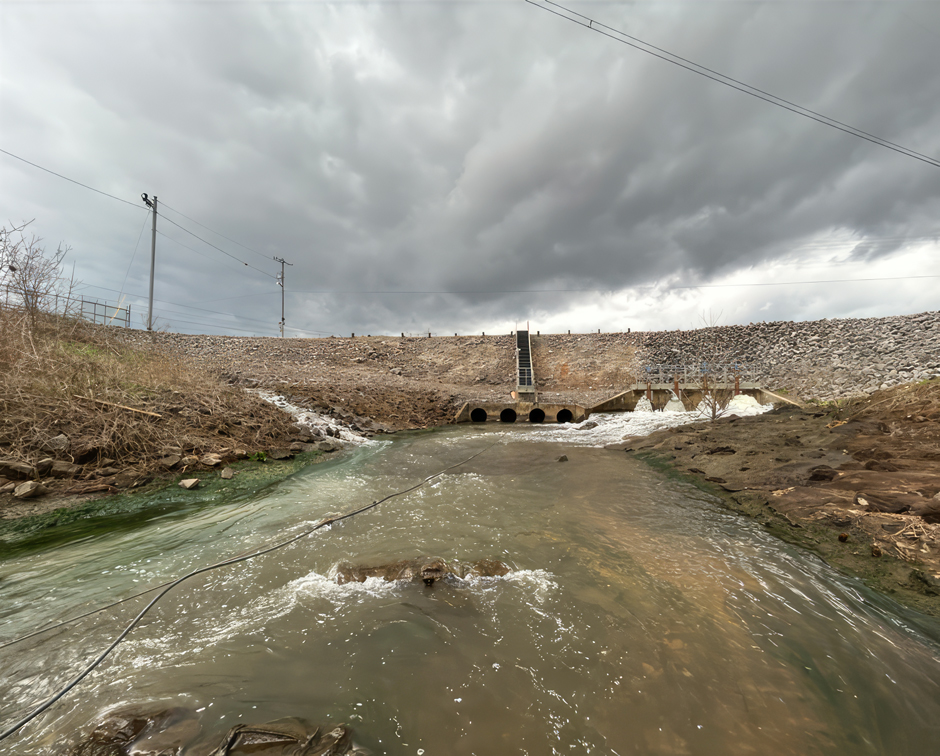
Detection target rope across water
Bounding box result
[0,443,495,742]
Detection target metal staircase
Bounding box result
[516,329,535,398]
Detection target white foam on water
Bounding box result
[500,568,558,604]
[255,391,372,445]
[518,400,774,447]
[725,393,764,412]
[663,391,685,412]
[694,392,765,419]
[292,570,402,604]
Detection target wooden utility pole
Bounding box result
[274,256,292,337]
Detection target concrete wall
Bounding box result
[591,386,768,412]
[455,401,589,424]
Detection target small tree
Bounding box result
[0,221,73,327]
[692,311,742,421]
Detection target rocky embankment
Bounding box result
[636,310,940,399]
[120,311,940,415]
[118,331,519,429]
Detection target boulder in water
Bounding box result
[335,556,510,586]
[210,718,358,755]
[68,708,360,756]
[68,706,198,756]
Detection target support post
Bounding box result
[141,193,157,331]
[274,256,293,337]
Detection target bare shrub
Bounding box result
[691,311,744,420]
[0,221,76,329]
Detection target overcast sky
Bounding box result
[2,0,939,338]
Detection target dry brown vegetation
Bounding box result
[0,225,303,509]
[0,311,300,468]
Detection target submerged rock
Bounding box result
[69,706,197,756]
[335,556,510,586]
[68,707,360,755]
[211,718,359,756]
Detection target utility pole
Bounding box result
[274,256,292,337]
[141,193,157,331]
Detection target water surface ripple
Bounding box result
[2,428,939,754]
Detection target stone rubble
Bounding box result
[116,310,940,408]
[635,310,940,401]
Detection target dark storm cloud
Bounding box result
[2,1,939,337]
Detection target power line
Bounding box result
[665,274,940,290]
[78,269,940,311]
[159,202,272,262]
[155,230,268,283]
[200,291,276,304]
[118,212,151,301]
[158,315,327,336]
[6,1,935,5]
[80,284,279,325]
[155,312,330,336]
[149,304,306,334]
[157,215,276,278]
[286,273,940,295]
[77,282,333,334]
[153,314,278,335]
[0,148,144,209]
[527,0,940,169]
[0,147,276,278]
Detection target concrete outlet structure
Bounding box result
[453,331,773,425]
[454,401,590,424]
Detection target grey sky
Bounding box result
[2,0,939,337]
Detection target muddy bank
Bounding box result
[619,381,940,616]
[0,451,334,547]
[0,386,378,526]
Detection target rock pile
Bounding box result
[635,310,940,400]
[115,310,940,408]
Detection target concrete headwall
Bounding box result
[454,401,589,424]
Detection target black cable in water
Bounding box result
[0,444,494,743]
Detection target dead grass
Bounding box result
[0,308,300,469]
[847,379,940,422]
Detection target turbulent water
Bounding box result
[2,417,940,755]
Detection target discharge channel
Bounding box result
[1,417,939,754]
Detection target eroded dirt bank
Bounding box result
[618,382,940,616]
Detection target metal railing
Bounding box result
[640,362,764,384]
[1,286,131,328]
